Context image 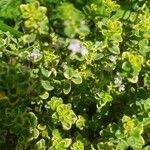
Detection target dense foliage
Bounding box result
[0,0,150,149]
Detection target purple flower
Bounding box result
[108,55,117,62]
[29,49,41,60]
[68,39,88,56]
[119,85,125,92]
[80,46,88,56]
[114,76,123,84]
[68,39,80,53]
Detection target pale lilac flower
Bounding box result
[119,84,125,92]
[108,55,117,62]
[29,49,41,60]
[80,46,88,56]
[68,39,80,53]
[68,39,88,56]
[114,76,122,84]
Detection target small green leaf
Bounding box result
[63,82,71,95]
[0,21,22,37]
[28,112,38,127]
[22,33,36,43]
[128,75,138,83]
[41,80,54,91]
[143,146,150,150]
[76,115,86,130]
[41,68,51,78]
[108,44,120,54]
[34,139,45,150]
[72,140,84,150]
[62,120,72,130]
[116,140,128,150]
[122,61,132,72]
[39,91,49,99]
[61,138,72,148]
[47,97,63,110]
[0,51,2,58]
[127,135,145,148]
[72,74,82,84]
[64,26,76,38]
[52,129,62,140]
[33,128,40,139]
[37,124,46,131]
[0,38,5,48]
[146,60,150,66]
[94,53,104,60]
[144,98,150,112]
[79,24,90,36]
[64,68,74,79]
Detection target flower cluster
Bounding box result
[28,49,41,60]
[108,55,117,62]
[114,76,125,92]
[68,39,88,56]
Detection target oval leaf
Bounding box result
[72,74,82,84]
[41,80,54,91]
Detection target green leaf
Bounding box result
[47,97,63,110]
[116,140,128,150]
[64,68,74,79]
[127,135,145,149]
[22,33,36,43]
[108,44,120,54]
[122,61,132,72]
[138,39,149,56]
[0,0,21,19]
[64,26,76,38]
[61,138,72,148]
[128,75,138,83]
[0,51,3,58]
[146,60,150,66]
[39,91,49,99]
[63,82,71,95]
[37,124,46,131]
[34,139,45,150]
[79,24,90,36]
[72,74,82,84]
[0,38,5,48]
[143,146,150,150]
[0,21,22,37]
[143,118,150,126]
[94,53,104,60]
[62,121,72,130]
[52,129,62,140]
[28,112,38,127]
[41,68,51,78]
[41,130,49,138]
[72,140,84,150]
[76,115,86,130]
[41,80,54,91]
[33,128,40,139]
